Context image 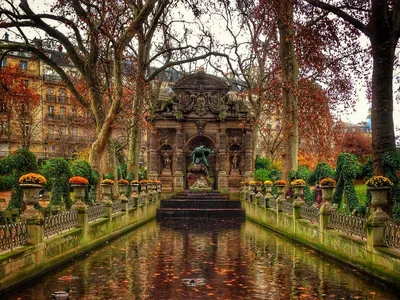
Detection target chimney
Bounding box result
[3,32,9,41]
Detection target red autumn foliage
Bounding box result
[341,132,372,162]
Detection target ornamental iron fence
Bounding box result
[128,197,136,209]
[330,211,366,240]
[44,211,78,238]
[384,221,400,250]
[112,201,123,213]
[88,204,105,222]
[299,205,320,224]
[281,201,293,215]
[268,197,277,209]
[0,222,27,252]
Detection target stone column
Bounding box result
[174,171,184,192]
[367,187,391,248]
[72,201,88,240]
[22,215,44,246]
[174,127,185,192]
[244,131,253,174]
[148,131,158,177]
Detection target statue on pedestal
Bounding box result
[163,150,172,170]
[191,145,213,169]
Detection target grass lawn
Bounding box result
[354,184,368,206]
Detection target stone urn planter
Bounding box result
[365,176,393,223]
[130,183,139,197]
[20,183,43,215]
[369,186,391,207]
[71,184,87,203]
[18,173,47,218]
[101,184,113,203]
[275,185,285,197]
[321,186,335,202]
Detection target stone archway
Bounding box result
[185,135,216,190]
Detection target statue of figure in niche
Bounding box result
[191,145,213,169]
[232,150,240,170]
[163,150,172,170]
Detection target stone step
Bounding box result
[160,200,241,209]
[156,208,245,219]
[173,194,228,198]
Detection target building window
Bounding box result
[48,106,55,118]
[60,107,66,120]
[71,108,77,117]
[22,80,29,88]
[20,60,27,70]
[0,101,6,112]
[0,121,8,136]
[1,59,6,67]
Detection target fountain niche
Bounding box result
[148,71,254,193]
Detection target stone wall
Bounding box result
[243,201,400,288]
[0,202,158,293]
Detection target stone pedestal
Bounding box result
[72,201,88,239]
[217,171,228,191]
[174,171,184,192]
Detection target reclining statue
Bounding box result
[191,145,213,169]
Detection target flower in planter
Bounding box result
[118,179,129,185]
[68,176,89,185]
[291,179,306,186]
[130,180,139,184]
[274,179,287,186]
[249,181,257,185]
[365,176,393,188]
[264,180,273,186]
[244,181,250,185]
[19,173,47,185]
[100,179,114,185]
[255,181,263,185]
[319,177,336,187]
[139,180,148,184]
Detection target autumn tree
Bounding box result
[125,2,231,178]
[207,1,360,179]
[303,0,398,176]
[341,131,372,162]
[0,64,40,149]
[0,0,160,175]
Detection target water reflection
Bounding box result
[5,219,399,299]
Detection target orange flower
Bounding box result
[274,179,287,186]
[69,176,89,185]
[101,179,114,185]
[118,179,129,185]
[19,173,47,185]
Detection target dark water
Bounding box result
[4,219,400,300]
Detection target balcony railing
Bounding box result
[46,113,67,121]
[46,94,57,103]
[43,74,62,82]
[58,96,68,104]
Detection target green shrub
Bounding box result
[42,158,72,210]
[255,169,271,182]
[255,156,271,170]
[7,149,39,210]
[290,166,311,182]
[0,175,16,191]
[104,172,114,180]
[333,153,360,213]
[308,162,335,185]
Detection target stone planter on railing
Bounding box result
[20,184,43,218]
[275,185,286,212]
[101,184,113,204]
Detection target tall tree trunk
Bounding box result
[127,72,146,179]
[278,0,299,183]
[370,26,397,176]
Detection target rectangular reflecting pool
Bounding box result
[4,219,400,299]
